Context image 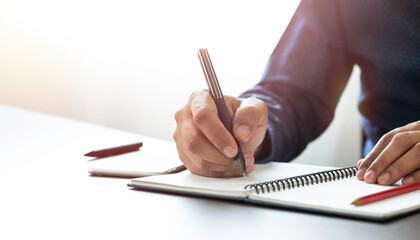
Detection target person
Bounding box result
[173,0,420,184]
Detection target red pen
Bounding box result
[351,182,420,206]
[84,142,143,158]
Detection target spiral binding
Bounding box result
[244,166,358,194]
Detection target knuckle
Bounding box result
[414,143,420,156]
[371,156,388,170]
[359,161,370,171]
[248,97,268,110]
[174,109,182,122]
[241,105,259,117]
[236,110,256,127]
[236,107,261,126]
[189,90,201,100]
[185,133,200,153]
[225,95,241,109]
[393,132,411,146]
[362,153,375,163]
[173,130,179,142]
[197,159,211,170]
[249,97,266,109]
[192,107,210,126]
[406,121,420,131]
[379,132,393,145]
[189,89,209,101]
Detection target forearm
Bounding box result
[240,0,354,163]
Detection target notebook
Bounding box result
[128,162,420,221]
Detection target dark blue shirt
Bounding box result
[241,0,420,163]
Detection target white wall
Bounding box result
[0,0,360,166]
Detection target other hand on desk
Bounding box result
[173,90,268,178]
[357,120,420,185]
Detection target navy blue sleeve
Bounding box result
[240,0,355,163]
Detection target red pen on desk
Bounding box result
[84,142,143,158]
[351,182,420,206]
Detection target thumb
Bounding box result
[232,97,268,152]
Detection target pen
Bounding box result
[197,48,247,177]
[84,142,143,158]
[351,182,420,206]
[88,164,187,178]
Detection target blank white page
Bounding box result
[249,176,420,218]
[130,163,335,198]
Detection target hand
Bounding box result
[173,90,268,178]
[357,120,420,185]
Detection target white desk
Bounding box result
[1,104,419,240]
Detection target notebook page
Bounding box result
[130,169,251,198]
[130,163,334,198]
[249,176,420,218]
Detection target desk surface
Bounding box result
[1,104,419,240]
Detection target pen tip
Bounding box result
[243,173,247,177]
[351,199,361,206]
[84,152,94,156]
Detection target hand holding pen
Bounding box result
[173,49,269,178]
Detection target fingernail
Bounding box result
[357,159,363,168]
[237,125,250,140]
[357,167,366,179]
[364,170,376,183]
[223,146,236,157]
[378,172,390,185]
[404,177,414,185]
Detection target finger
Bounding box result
[402,169,420,185]
[184,148,234,173]
[176,144,199,174]
[175,107,250,176]
[232,97,268,144]
[356,122,420,180]
[404,120,420,131]
[207,156,255,177]
[183,154,244,178]
[358,125,413,178]
[176,94,233,166]
[181,131,252,174]
[210,169,248,178]
[181,120,233,166]
[357,159,363,169]
[377,142,420,185]
[178,141,253,178]
[357,130,399,180]
[364,131,420,184]
[175,113,234,171]
[246,163,255,174]
[190,90,238,158]
[362,121,420,164]
[179,134,236,172]
[244,154,256,174]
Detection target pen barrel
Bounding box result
[85,142,143,157]
[359,182,420,206]
[214,98,234,134]
[214,98,246,171]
